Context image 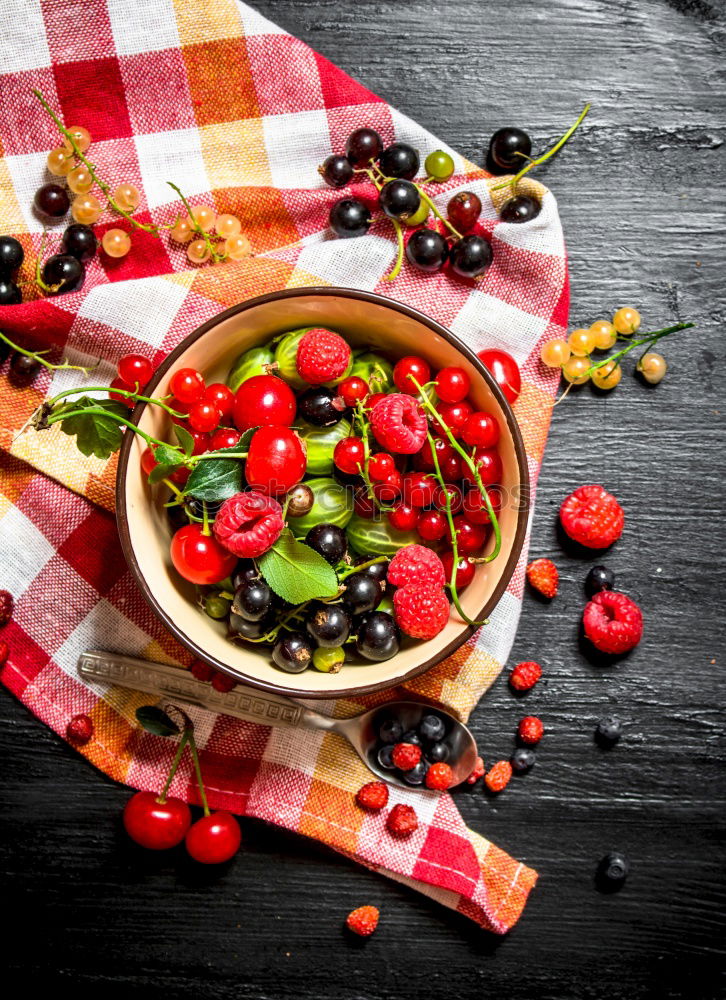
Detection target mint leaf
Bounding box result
[258,528,338,604]
[185,454,242,501]
[173,423,195,457]
[135,705,180,737]
[57,396,128,459]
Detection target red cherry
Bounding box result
[462,411,500,449]
[447,191,482,232]
[210,427,241,450]
[464,486,503,524]
[171,397,192,417]
[453,516,488,554]
[441,551,476,589]
[477,349,521,405]
[245,426,306,495]
[372,469,402,505]
[233,374,296,431]
[123,791,191,850]
[186,425,211,455]
[188,401,221,433]
[109,376,136,409]
[417,508,448,541]
[170,367,205,404]
[118,354,154,389]
[435,400,473,437]
[393,355,431,394]
[368,452,396,482]
[402,471,437,508]
[169,466,190,485]
[140,446,157,476]
[366,392,387,410]
[388,501,419,532]
[467,448,503,487]
[434,483,463,514]
[413,436,454,472]
[353,488,376,518]
[185,811,241,864]
[435,366,470,403]
[439,453,463,481]
[333,436,365,475]
[170,524,237,584]
[338,375,369,407]
[204,383,235,422]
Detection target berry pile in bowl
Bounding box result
[117,287,529,697]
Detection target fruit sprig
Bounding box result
[0,329,96,377]
[490,104,591,194]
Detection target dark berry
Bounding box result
[355,611,400,661]
[500,195,541,223]
[298,386,343,427]
[286,483,314,518]
[379,179,420,220]
[232,578,272,621]
[511,747,536,773]
[426,741,450,763]
[447,191,481,232]
[342,572,381,615]
[345,127,383,166]
[378,718,404,744]
[305,602,351,647]
[401,729,421,746]
[306,523,347,565]
[405,228,448,272]
[449,234,493,279]
[228,611,274,640]
[61,223,97,262]
[354,556,389,584]
[34,183,70,218]
[329,198,371,238]
[379,142,420,180]
[0,279,21,305]
[320,154,353,188]
[418,713,445,742]
[10,352,41,382]
[595,715,622,746]
[272,631,314,673]
[597,851,629,888]
[488,127,532,172]
[42,254,85,295]
[585,565,615,598]
[377,744,396,770]
[232,560,260,589]
[402,760,428,786]
[0,235,24,274]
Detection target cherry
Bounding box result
[185,811,241,864]
[417,508,447,542]
[372,469,402,505]
[123,791,191,850]
[368,452,396,482]
[333,436,365,475]
[402,471,436,508]
[245,426,306,495]
[413,436,454,472]
[461,411,500,449]
[441,552,475,589]
[447,191,482,232]
[186,426,211,455]
[170,524,237,584]
[204,383,234,422]
[464,486,503,524]
[210,427,241,450]
[337,375,369,408]
[109,376,137,409]
[354,488,376,518]
[434,483,463,514]
[140,446,157,476]
[435,366,470,403]
[169,466,190,486]
[388,502,419,532]
[118,354,153,389]
[467,448,503,487]
[439,453,463,482]
[453,516,488,555]
[188,400,221,433]
[393,355,431,394]
[477,348,521,404]
[233,374,296,431]
[170,367,205,404]
[435,400,472,438]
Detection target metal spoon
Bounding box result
[78,650,479,790]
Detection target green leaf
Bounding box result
[148,463,176,485]
[258,528,339,604]
[153,442,184,468]
[173,423,195,457]
[135,705,180,737]
[185,454,242,501]
[57,397,128,459]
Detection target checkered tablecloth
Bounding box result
[0,0,569,932]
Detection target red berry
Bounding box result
[441,551,475,589]
[346,905,379,937]
[203,383,234,422]
[365,392,386,410]
[355,781,389,811]
[461,411,500,449]
[233,374,296,431]
[338,375,369,407]
[425,762,454,790]
[211,671,237,692]
[109,376,136,409]
[169,466,190,486]
[393,584,450,639]
[117,353,154,389]
[210,427,241,450]
[188,400,221,433]
[434,400,472,437]
[387,544,446,588]
[413,435,454,472]
[372,469,402,505]
[170,524,238,584]
[477,349,521,404]
[526,558,559,598]
[401,471,436,508]
[370,394,427,454]
[583,590,643,654]
[333,436,365,475]
[393,355,431,394]
[416,508,448,542]
[386,803,419,837]
[560,484,625,549]
[448,191,482,232]
[213,491,284,559]
[435,366,470,403]
[191,659,215,682]
[170,367,205,404]
[368,451,396,482]
[387,502,419,532]
[433,483,463,514]
[140,447,157,477]
[509,661,543,691]
[463,486,502,525]
[296,328,351,384]
[185,811,241,864]
[453,516,488,555]
[123,791,192,850]
[439,453,463,481]
[354,488,376,518]
[66,713,93,745]
[467,448,502,487]
[466,756,485,785]
[0,590,15,627]
[518,716,544,745]
[186,426,211,455]
[391,742,422,771]
[484,761,512,793]
[245,426,306,495]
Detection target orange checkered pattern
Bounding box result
[0,0,569,931]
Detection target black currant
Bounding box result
[232,559,260,589]
[305,602,351,647]
[355,611,400,661]
[232,578,272,621]
[376,744,396,770]
[342,572,381,615]
[229,611,274,641]
[298,386,343,427]
[449,234,493,279]
[511,747,536,773]
[425,741,450,763]
[286,483,315,517]
[595,715,622,746]
[10,352,40,382]
[61,223,98,262]
[585,565,615,598]
[379,179,420,220]
[42,254,85,295]
[418,713,445,742]
[272,631,314,673]
[0,235,24,274]
[402,760,428,786]
[319,154,354,188]
[0,279,22,305]
[405,228,448,272]
[306,523,347,565]
[488,127,532,173]
[379,142,420,180]
[378,717,403,744]
[500,195,541,223]
[354,556,389,585]
[329,198,371,238]
[345,127,383,166]
[34,183,70,218]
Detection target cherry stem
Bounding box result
[584,322,694,377]
[0,330,95,374]
[159,731,189,803]
[166,182,227,263]
[201,501,210,537]
[491,103,591,193]
[185,729,210,816]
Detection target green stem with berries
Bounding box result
[585,322,694,377]
[337,556,386,579]
[491,103,591,194]
[0,330,97,375]
[166,181,227,263]
[44,406,170,449]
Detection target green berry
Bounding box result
[312,646,345,673]
[204,595,231,620]
[404,199,430,227]
[376,595,394,614]
[425,149,454,181]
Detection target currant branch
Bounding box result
[491,103,591,194]
[0,330,97,375]
[584,322,694,377]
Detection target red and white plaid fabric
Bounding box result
[0,0,568,932]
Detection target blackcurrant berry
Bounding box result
[500,195,541,223]
[10,352,40,382]
[229,612,274,641]
[61,223,98,262]
[319,154,354,188]
[0,279,22,305]
[329,198,371,238]
[232,578,273,621]
[342,572,381,615]
[354,556,389,585]
[298,386,343,427]
[402,760,428,786]
[377,744,396,770]
[232,560,261,589]
[378,718,403,744]
[511,747,536,773]
[305,523,347,565]
[272,631,314,673]
[355,611,400,661]
[595,715,622,746]
[488,127,532,173]
[449,234,492,279]
[34,183,70,218]
[418,713,445,742]
[379,142,419,180]
[405,228,448,272]
[585,565,615,597]
[345,127,383,166]
[305,602,351,647]
[379,179,420,220]
[42,254,85,295]
[425,741,450,763]
[0,235,24,274]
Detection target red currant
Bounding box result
[333,436,365,475]
[417,508,448,541]
[170,367,205,405]
[435,366,470,403]
[453,516,488,554]
[368,452,396,482]
[462,411,500,449]
[188,401,221,433]
[467,448,503,487]
[233,374,296,431]
[245,426,306,495]
[388,501,419,532]
[109,376,136,409]
[66,713,93,745]
[435,400,472,437]
[170,524,237,584]
[477,349,521,405]
[441,551,476,589]
[393,355,431,395]
[204,383,234,422]
[354,488,376,518]
[185,811,241,864]
[169,466,190,486]
[338,375,369,407]
[447,191,482,232]
[123,791,191,850]
[118,354,154,389]
[434,483,463,514]
[366,392,387,410]
[140,446,157,477]
[210,427,241,450]
[373,469,402,505]
[186,426,211,455]
[402,471,436,508]
[413,436,454,472]
[464,486,503,524]
[440,453,463,481]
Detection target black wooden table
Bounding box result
[2,1,724,997]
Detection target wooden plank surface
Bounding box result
[1,1,724,996]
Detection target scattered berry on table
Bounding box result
[296,328,351,385]
[449,234,493,279]
[585,564,616,597]
[0,278,21,305]
[638,351,667,384]
[509,661,542,692]
[488,127,532,172]
[0,235,24,272]
[560,484,625,549]
[591,360,622,391]
[386,803,419,836]
[596,715,622,745]
[447,191,482,232]
[583,591,643,655]
[329,198,371,238]
[191,659,215,682]
[540,337,571,368]
[518,716,544,745]
[425,762,454,791]
[345,126,383,165]
[66,713,93,745]
[597,851,629,888]
[42,253,85,295]
[185,811,241,864]
[500,195,541,223]
[211,671,237,693]
[484,760,513,793]
[34,182,69,217]
[345,905,380,937]
[102,228,132,258]
[370,394,428,453]
[379,141,419,179]
[425,149,455,180]
[0,590,14,626]
[511,748,536,773]
[319,153,353,188]
[612,307,641,335]
[406,228,448,272]
[391,742,422,771]
[387,545,445,589]
[379,178,421,220]
[355,781,390,812]
[562,356,590,385]
[466,756,485,784]
[526,558,559,599]
[393,584,450,640]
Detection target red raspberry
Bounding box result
[466,756,485,785]
[0,589,13,626]
[560,484,624,548]
[355,781,389,811]
[190,659,215,682]
[386,803,419,837]
[213,491,284,558]
[518,716,544,745]
[345,905,379,937]
[211,671,237,692]
[583,590,643,654]
[391,742,422,771]
[425,762,454,791]
[387,544,445,588]
[526,558,558,598]
[296,328,351,384]
[66,714,93,745]
[393,584,450,640]
[370,394,427,454]
[509,661,542,692]
[484,760,512,793]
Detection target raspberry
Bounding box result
[583,590,643,654]
[560,484,624,549]
[484,760,512,793]
[213,491,284,558]
[393,584,449,639]
[466,756,485,785]
[526,558,558,598]
[391,742,422,771]
[509,661,542,692]
[296,328,351,384]
[355,781,389,811]
[191,658,215,682]
[211,670,237,692]
[370,394,427,454]
[518,716,544,745]
[0,589,13,626]
[345,905,379,937]
[386,803,419,837]
[425,762,454,791]
[66,714,93,745]
[387,544,445,588]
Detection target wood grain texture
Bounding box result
[1,0,725,997]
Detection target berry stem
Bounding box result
[44,384,186,419]
[585,321,694,376]
[491,103,591,193]
[166,182,227,263]
[384,219,405,282]
[337,555,386,579]
[34,230,65,294]
[415,188,462,239]
[44,406,169,449]
[185,729,210,816]
[158,730,189,802]
[0,330,96,375]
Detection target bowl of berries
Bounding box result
[116,287,529,697]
